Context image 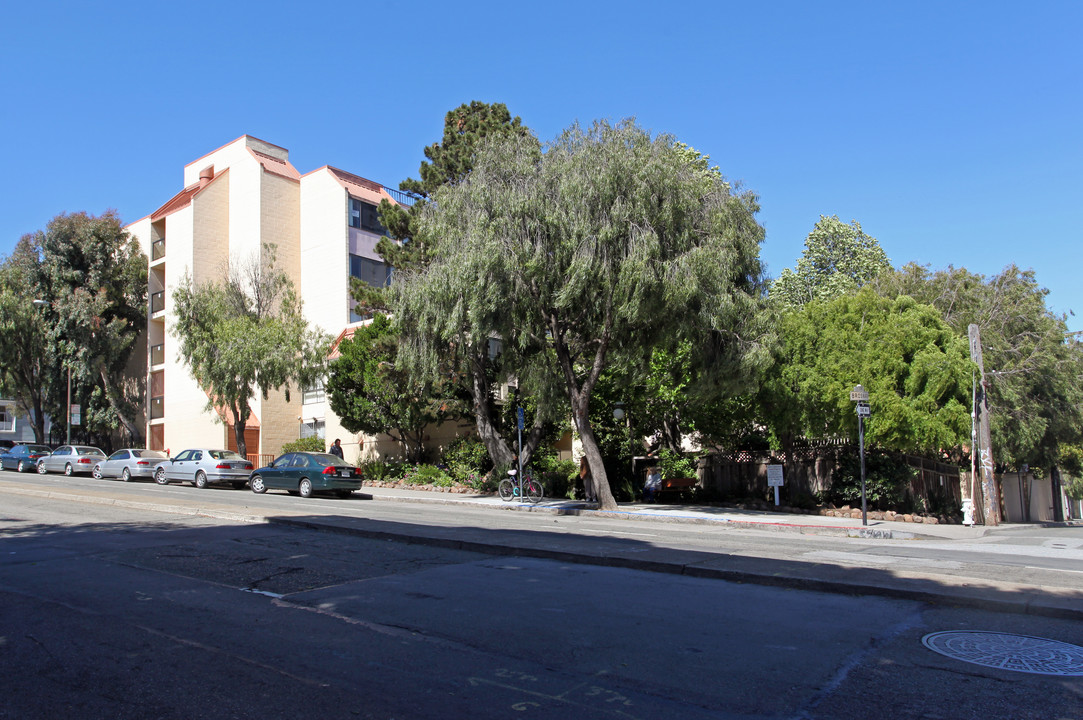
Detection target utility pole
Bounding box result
[968,324,1000,526]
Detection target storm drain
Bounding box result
[922,631,1083,676]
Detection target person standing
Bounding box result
[329,438,344,459]
[579,456,597,503]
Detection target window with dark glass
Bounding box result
[349,197,386,235]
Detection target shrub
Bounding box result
[402,463,454,487]
[658,449,697,480]
[281,436,326,454]
[828,449,913,510]
[443,435,490,474]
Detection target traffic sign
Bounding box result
[856,404,871,417]
[850,388,869,402]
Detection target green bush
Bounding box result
[443,435,490,474]
[658,449,697,480]
[403,463,454,487]
[281,436,326,454]
[828,449,913,510]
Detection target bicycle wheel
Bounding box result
[524,478,543,503]
[498,479,515,502]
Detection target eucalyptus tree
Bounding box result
[172,246,330,457]
[396,119,773,510]
[771,215,891,310]
[0,238,53,442]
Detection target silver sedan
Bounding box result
[93,448,168,481]
[37,445,106,476]
[152,448,254,489]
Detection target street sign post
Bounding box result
[850,386,870,526]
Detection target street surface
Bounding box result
[2,471,1082,719]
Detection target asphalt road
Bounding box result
[2,476,1082,719]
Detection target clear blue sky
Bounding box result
[2,1,1080,331]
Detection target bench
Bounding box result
[653,477,697,501]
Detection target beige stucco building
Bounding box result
[126,135,415,465]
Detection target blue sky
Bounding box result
[2,1,1080,331]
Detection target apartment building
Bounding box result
[126,135,414,464]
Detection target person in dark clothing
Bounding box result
[329,439,344,459]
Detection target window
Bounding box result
[349,197,386,235]
[0,405,12,432]
[300,419,325,440]
[302,380,325,405]
[349,254,391,322]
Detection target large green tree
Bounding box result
[397,119,773,510]
[326,313,464,462]
[873,263,1083,493]
[761,289,973,455]
[0,238,54,442]
[771,215,891,310]
[349,101,550,470]
[172,246,329,457]
[10,212,147,444]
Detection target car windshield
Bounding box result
[310,453,346,465]
[133,450,166,458]
[208,450,245,461]
[28,446,51,453]
[76,447,103,455]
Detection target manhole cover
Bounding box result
[922,631,1083,676]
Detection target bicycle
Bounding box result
[498,468,543,504]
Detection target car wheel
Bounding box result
[17,460,26,473]
[37,461,48,475]
[154,467,168,485]
[299,478,313,498]
[250,475,266,494]
[122,467,132,482]
[194,471,208,489]
[64,463,74,477]
[92,465,103,480]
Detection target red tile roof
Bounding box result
[250,149,301,181]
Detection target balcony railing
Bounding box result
[151,238,166,261]
[150,396,164,420]
[247,453,275,468]
[150,291,164,314]
[384,186,419,207]
[150,344,164,366]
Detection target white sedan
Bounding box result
[37,445,106,476]
[152,449,254,489]
[93,449,168,481]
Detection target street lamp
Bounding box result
[33,299,71,445]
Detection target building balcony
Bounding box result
[150,291,165,315]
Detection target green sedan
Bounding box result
[248,452,362,498]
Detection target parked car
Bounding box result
[37,445,107,476]
[249,452,362,498]
[93,449,169,482]
[1,444,53,473]
[153,449,253,488]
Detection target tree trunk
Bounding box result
[232,409,248,459]
[470,354,516,469]
[99,366,143,445]
[1051,465,1065,523]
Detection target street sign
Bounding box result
[766,464,784,487]
[857,404,871,417]
[849,388,869,402]
[517,407,525,431]
[71,404,82,426]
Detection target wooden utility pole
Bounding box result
[968,324,1000,526]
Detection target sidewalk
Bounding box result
[355,484,1020,541]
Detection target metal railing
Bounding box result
[247,453,275,468]
[151,238,166,261]
[384,186,419,207]
[150,292,164,314]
